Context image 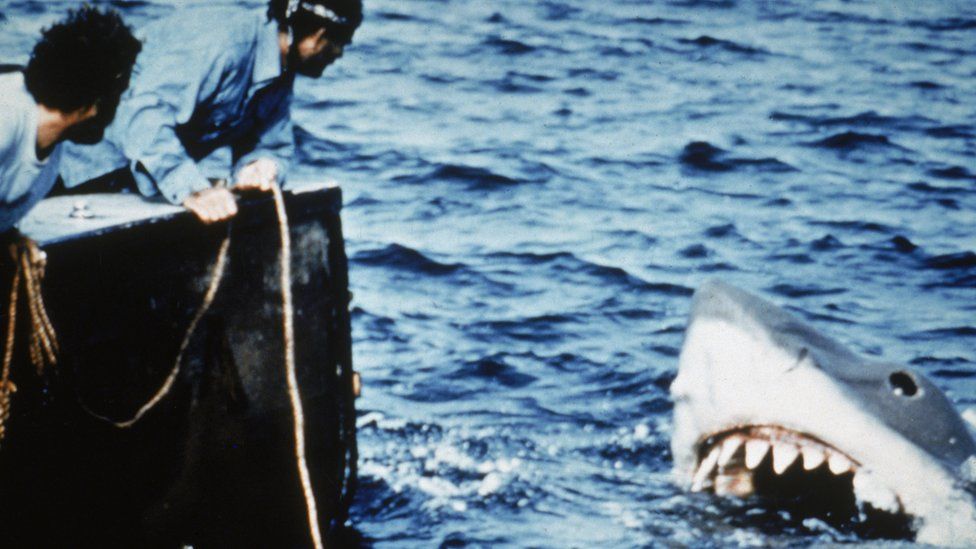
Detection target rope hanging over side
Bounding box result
[79,229,231,428]
[1,238,60,445]
[272,185,325,549]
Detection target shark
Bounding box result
[670,279,976,545]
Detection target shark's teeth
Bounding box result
[772,443,800,474]
[717,435,744,467]
[694,426,861,497]
[744,439,770,469]
[801,445,826,470]
[692,446,721,492]
[828,452,854,475]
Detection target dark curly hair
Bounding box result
[267,0,363,43]
[24,6,141,113]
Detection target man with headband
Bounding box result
[58,0,362,224]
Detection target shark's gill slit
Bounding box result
[889,372,919,397]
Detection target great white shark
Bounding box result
[670,279,976,545]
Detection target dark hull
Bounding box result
[0,186,357,547]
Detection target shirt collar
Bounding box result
[252,17,283,86]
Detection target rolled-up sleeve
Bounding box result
[114,45,230,204]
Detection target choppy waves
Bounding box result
[332,1,976,545]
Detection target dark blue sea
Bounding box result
[3,0,976,546]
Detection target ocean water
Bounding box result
[3,0,976,546]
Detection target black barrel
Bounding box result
[0,185,357,547]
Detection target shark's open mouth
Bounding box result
[692,425,907,519]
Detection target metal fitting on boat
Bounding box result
[352,371,361,398]
[70,200,93,219]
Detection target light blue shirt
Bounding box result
[60,8,294,205]
[0,72,62,233]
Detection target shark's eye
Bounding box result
[889,371,919,397]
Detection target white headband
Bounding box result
[286,1,346,25]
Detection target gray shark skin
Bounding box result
[670,279,976,546]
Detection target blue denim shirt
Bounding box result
[60,8,294,205]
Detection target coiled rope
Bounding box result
[0,238,59,445]
[79,189,326,548]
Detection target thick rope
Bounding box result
[272,185,325,549]
[21,245,59,373]
[0,239,59,445]
[0,254,21,445]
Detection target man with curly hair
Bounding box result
[0,6,140,233]
[59,0,363,224]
